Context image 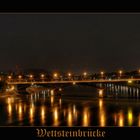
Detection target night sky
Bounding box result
[0,13,140,73]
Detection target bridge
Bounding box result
[6,78,140,85]
[2,78,140,98]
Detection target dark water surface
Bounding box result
[0,85,140,126]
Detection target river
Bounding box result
[0,84,140,126]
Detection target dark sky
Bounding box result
[0,13,140,73]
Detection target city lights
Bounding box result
[18,75,22,79]
[119,70,123,77]
[29,74,33,78]
[99,89,104,98]
[8,75,12,79]
[53,73,58,78]
[68,73,71,77]
[83,72,87,76]
[100,71,104,77]
[128,80,132,84]
[40,74,45,78]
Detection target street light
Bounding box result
[29,74,33,78]
[119,70,123,78]
[29,74,34,81]
[83,72,87,76]
[40,74,45,78]
[18,75,22,79]
[100,71,104,77]
[53,73,58,79]
[8,75,12,79]
[68,73,71,77]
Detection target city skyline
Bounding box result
[0,13,140,72]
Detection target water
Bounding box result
[0,85,140,126]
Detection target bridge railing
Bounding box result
[5,77,140,84]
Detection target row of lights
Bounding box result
[6,69,140,80]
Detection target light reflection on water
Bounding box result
[41,106,45,125]
[99,99,106,127]
[82,107,90,126]
[67,106,73,126]
[128,108,133,126]
[118,111,124,127]
[29,103,35,125]
[53,107,59,126]
[1,87,140,126]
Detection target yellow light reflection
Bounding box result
[24,104,26,113]
[63,109,66,117]
[128,108,133,126]
[83,107,90,126]
[10,85,15,91]
[73,105,76,114]
[138,114,140,127]
[118,111,124,127]
[18,103,23,121]
[73,105,77,121]
[29,104,35,125]
[59,98,62,107]
[7,103,12,123]
[99,89,104,98]
[68,109,73,126]
[7,97,14,104]
[73,82,76,85]
[41,106,46,125]
[51,96,54,106]
[53,107,59,126]
[50,90,54,96]
[114,113,117,125]
[99,99,103,108]
[99,99,106,127]
[8,104,12,117]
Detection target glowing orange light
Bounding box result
[18,75,22,79]
[68,73,71,77]
[41,74,45,78]
[83,72,87,76]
